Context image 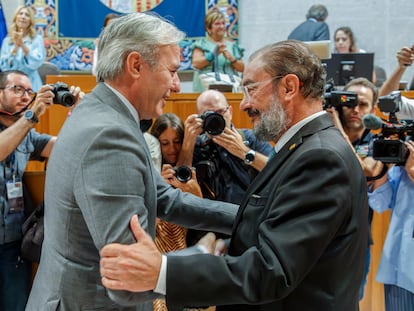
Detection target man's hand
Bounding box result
[100,215,162,292]
[30,85,54,117]
[184,114,203,143]
[397,46,414,68]
[196,232,217,254]
[212,126,248,159]
[70,85,85,106]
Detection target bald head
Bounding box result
[196,90,233,128]
[196,90,228,114]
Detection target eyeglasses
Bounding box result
[242,75,284,102]
[1,85,35,98]
[214,106,230,115]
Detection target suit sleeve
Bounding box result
[165,147,362,309]
[314,23,330,41]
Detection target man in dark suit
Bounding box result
[100,40,368,311]
[288,4,330,41]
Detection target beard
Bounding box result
[253,95,290,142]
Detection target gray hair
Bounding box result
[248,40,326,101]
[306,4,328,21]
[96,12,185,81]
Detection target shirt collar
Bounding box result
[274,110,326,153]
[104,82,140,125]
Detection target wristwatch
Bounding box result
[244,149,256,165]
[24,109,39,124]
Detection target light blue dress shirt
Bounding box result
[368,166,414,294]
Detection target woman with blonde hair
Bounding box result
[1,5,46,91]
[191,8,244,92]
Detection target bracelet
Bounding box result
[230,58,237,64]
[204,51,214,62]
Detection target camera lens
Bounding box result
[201,111,225,135]
[51,82,75,107]
[55,91,75,107]
[174,166,192,182]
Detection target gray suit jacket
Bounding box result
[166,114,368,311]
[26,83,237,311]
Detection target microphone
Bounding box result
[362,114,386,130]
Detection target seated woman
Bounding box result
[191,8,244,92]
[333,26,377,83]
[334,26,366,53]
[150,113,204,311]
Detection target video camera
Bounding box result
[50,82,75,107]
[323,79,358,111]
[371,91,414,164]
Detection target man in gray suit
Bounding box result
[26,13,237,311]
[100,40,368,311]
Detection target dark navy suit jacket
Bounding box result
[288,18,330,41]
[166,113,368,311]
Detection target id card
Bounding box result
[6,179,24,213]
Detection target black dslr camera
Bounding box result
[51,82,75,107]
[373,91,414,164]
[173,166,192,182]
[323,79,358,111]
[199,111,226,135]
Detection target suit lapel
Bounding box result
[232,113,334,231]
[93,83,158,235]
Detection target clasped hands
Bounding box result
[12,31,24,47]
[100,214,226,292]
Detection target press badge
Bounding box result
[6,177,24,213]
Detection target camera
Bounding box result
[378,91,401,122]
[50,82,75,107]
[199,111,226,135]
[323,90,358,110]
[173,166,192,182]
[372,91,414,164]
[323,79,358,111]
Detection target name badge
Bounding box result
[6,179,24,213]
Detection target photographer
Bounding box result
[0,70,83,311]
[327,78,383,178]
[326,77,382,300]
[368,140,414,311]
[379,45,414,119]
[178,89,273,204]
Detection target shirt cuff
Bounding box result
[154,254,167,295]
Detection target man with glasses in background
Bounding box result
[179,89,272,202]
[177,89,272,244]
[0,70,82,311]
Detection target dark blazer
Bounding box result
[288,19,330,41]
[166,113,368,311]
[26,83,238,311]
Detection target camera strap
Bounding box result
[0,93,36,117]
[366,163,389,182]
